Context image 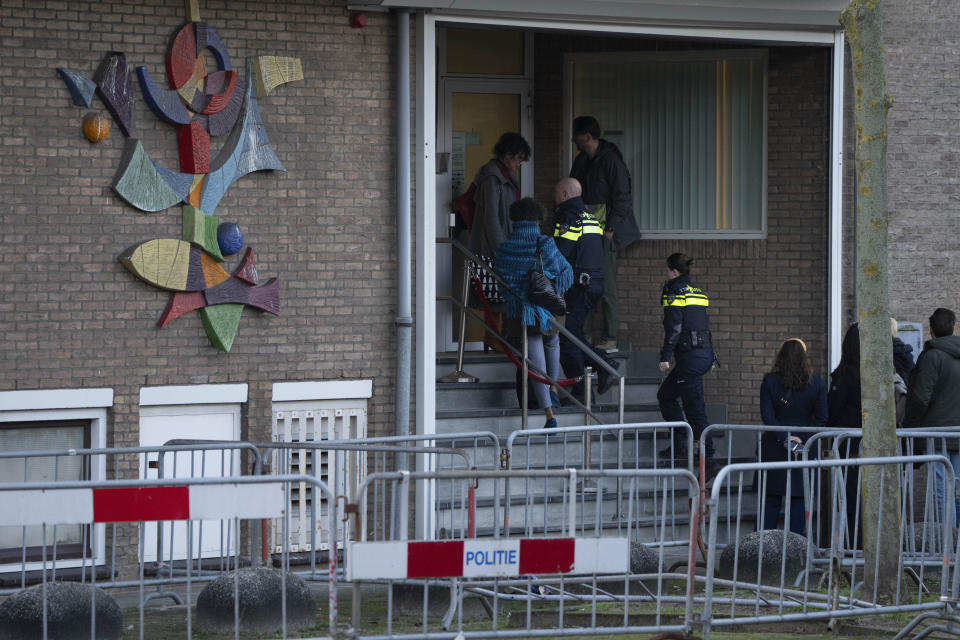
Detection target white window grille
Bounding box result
[270,399,368,554]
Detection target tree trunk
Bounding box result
[839,0,901,604]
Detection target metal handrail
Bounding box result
[444,237,626,427]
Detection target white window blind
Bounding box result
[570,50,767,237]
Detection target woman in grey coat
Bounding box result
[470,132,531,304]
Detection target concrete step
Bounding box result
[435,407,667,437]
[435,485,761,545]
[436,351,635,385]
[436,376,661,410]
[435,402,727,441]
[437,492,757,544]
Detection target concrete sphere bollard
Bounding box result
[629,541,665,574]
[718,529,810,586]
[196,567,315,634]
[0,582,122,640]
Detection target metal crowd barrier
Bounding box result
[346,467,701,639]
[0,441,261,596]
[699,424,853,549]
[0,474,339,640]
[503,421,693,543]
[701,454,958,640]
[258,439,477,568]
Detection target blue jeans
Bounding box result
[933,450,960,528]
[513,330,560,411]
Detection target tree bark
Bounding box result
[839,0,901,604]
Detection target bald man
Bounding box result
[552,178,619,401]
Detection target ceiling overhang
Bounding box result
[348,0,847,32]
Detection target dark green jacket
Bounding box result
[903,335,960,428]
[569,140,641,250]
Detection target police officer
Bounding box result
[552,177,618,402]
[657,253,715,465]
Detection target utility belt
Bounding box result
[677,329,711,353]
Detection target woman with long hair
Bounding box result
[495,197,573,428]
[759,338,827,534]
[827,324,864,547]
[828,324,862,430]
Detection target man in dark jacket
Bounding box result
[569,116,641,352]
[552,177,618,401]
[904,307,960,525]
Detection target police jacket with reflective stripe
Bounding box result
[553,196,604,282]
[660,274,710,363]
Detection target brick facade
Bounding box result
[883,1,960,335]
[2,0,956,569]
[0,0,399,447]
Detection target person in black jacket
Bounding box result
[904,308,960,526]
[827,324,862,432]
[569,116,641,353]
[759,338,827,534]
[657,253,715,464]
[552,178,618,401]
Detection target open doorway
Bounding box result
[434,27,533,353]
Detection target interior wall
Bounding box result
[533,32,832,424]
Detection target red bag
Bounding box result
[453,182,477,231]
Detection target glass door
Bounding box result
[436,78,532,353]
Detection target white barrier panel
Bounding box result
[347,537,629,580]
[0,483,286,525]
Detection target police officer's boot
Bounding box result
[596,355,620,396]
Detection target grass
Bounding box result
[118,583,928,640]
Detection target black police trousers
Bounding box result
[657,348,714,455]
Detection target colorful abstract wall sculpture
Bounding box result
[57,68,96,107]
[216,222,243,256]
[56,2,302,352]
[182,205,223,260]
[199,60,286,216]
[82,112,110,143]
[94,52,134,137]
[252,56,304,97]
[111,140,189,212]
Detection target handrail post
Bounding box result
[582,369,597,493]
[438,259,478,383]
[521,323,528,430]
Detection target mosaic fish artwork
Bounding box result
[118,242,279,336]
[56,1,302,351]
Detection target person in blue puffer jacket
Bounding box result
[495,198,573,429]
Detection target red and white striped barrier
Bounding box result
[347,537,629,580]
[0,484,286,525]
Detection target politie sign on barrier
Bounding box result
[347,537,629,580]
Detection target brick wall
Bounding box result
[0,2,398,445]
[534,34,831,423]
[883,1,960,340]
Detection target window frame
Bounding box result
[0,388,111,574]
[0,419,93,563]
[564,48,769,240]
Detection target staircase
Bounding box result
[436,349,667,435]
[433,348,745,543]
